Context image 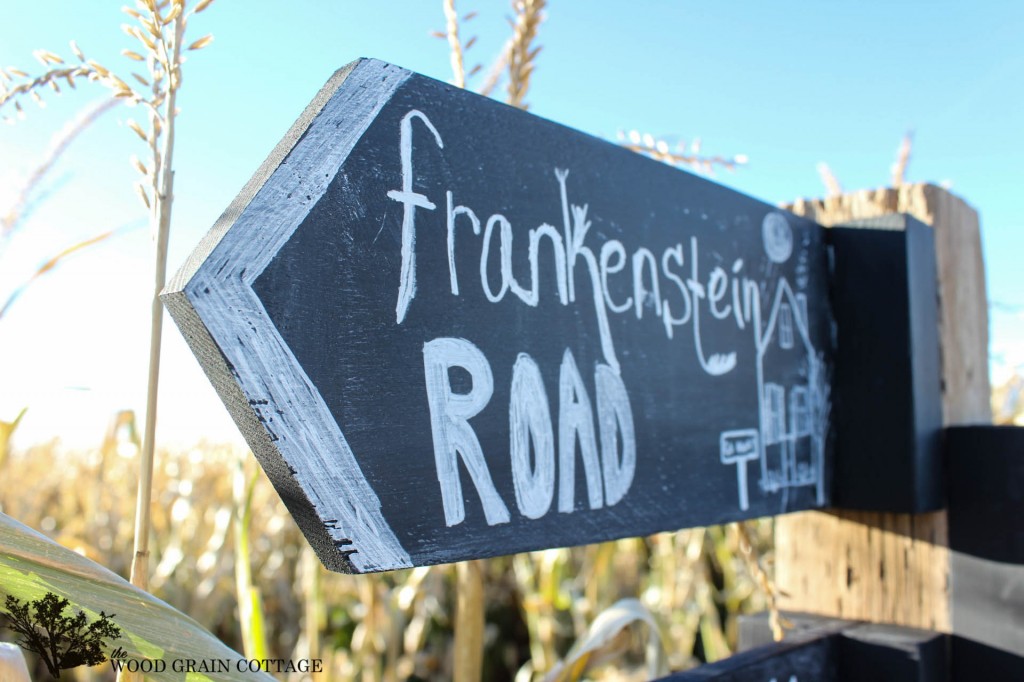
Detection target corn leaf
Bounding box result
[542,598,667,682]
[0,407,27,470]
[0,512,272,681]
[234,465,269,661]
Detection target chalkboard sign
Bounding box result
[164,58,833,573]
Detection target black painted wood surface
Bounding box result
[657,632,839,681]
[826,216,943,512]
[661,624,950,682]
[736,613,951,682]
[951,636,1024,680]
[947,425,1024,563]
[163,58,833,573]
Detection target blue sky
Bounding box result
[1,1,1021,446]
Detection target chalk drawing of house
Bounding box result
[719,213,829,511]
[755,278,826,505]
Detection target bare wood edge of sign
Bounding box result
[775,183,988,633]
[162,286,359,571]
[162,58,414,574]
[162,61,363,573]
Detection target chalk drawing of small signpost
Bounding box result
[720,429,760,510]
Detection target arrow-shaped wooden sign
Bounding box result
[164,58,833,574]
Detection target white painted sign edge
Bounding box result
[164,58,413,573]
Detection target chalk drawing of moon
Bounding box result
[762,212,793,263]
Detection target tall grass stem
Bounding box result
[443,0,466,87]
[129,0,184,595]
[454,560,485,682]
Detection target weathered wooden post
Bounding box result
[775,186,989,633]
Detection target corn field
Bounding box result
[0,417,775,680]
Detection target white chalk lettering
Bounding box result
[708,266,731,320]
[388,110,772,378]
[480,213,514,303]
[596,363,636,506]
[563,188,620,373]
[509,353,556,519]
[527,224,569,306]
[631,247,662,320]
[387,108,828,522]
[660,243,691,339]
[688,238,738,376]
[600,240,633,314]
[731,258,746,329]
[387,114,762,379]
[558,348,603,512]
[423,337,510,526]
[423,341,635,522]
[744,278,761,331]
[390,109,443,324]
[446,191,481,296]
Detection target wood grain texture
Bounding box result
[775,509,950,631]
[776,185,988,632]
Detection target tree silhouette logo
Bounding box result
[2,593,121,679]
